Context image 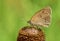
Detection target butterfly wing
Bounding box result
[29,7,52,27]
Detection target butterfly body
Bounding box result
[28,7,52,27]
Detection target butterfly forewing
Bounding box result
[29,7,52,27]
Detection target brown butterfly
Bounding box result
[28,6,52,27]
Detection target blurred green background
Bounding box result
[0,0,60,41]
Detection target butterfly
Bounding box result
[28,6,52,27]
